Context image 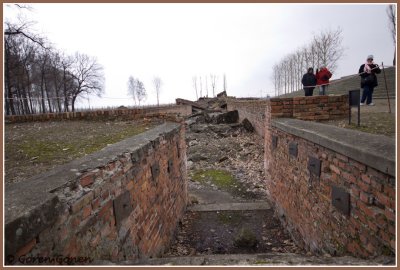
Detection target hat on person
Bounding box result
[367,55,374,60]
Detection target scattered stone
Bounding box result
[242,118,255,132]
[187,161,194,168]
[216,90,227,98]
[188,140,198,147]
[188,153,208,162]
[215,110,239,124]
[218,156,228,163]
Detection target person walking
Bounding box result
[301,67,317,96]
[316,66,332,95]
[359,55,381,106]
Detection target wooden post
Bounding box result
[381,62,392,113]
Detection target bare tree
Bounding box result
[272,64,280,96]
[210,74,217,97]
[36,48,51,113]
[387,5,396,65]
[135,79,146,106]
[69,52,104,112]
[272,28,345,96]
[153,76,162,106]
[223,73,227,92]
[199,76,203,98]
[4,5,108,115]
[4,4,46,48]
[312,27,344,73]
[48,51,64,113]
[60,53,74,112]
[205,76,208,97]
[127,75,137,105]
[192,76,198,100]
[4,8,46,115]
[295,49,304,91]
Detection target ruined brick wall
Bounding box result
[270,95,348,120]
[5,122,187,264]
[227,95,348,137]
[264,107,395,258]
[5,105,192,123]
[227,99,269,137]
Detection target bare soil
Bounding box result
[4,119,162,184]
[167,209,301,256]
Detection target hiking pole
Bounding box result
[381,62,392,113]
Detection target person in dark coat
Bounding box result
[359,55,381,106]
[316,66,332,95]
[301,67,317,96]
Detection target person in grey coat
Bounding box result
[359,55,381,106]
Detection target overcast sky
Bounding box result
[4,3,396,108]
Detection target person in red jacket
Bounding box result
[316,66,332,95]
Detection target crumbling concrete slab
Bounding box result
[118,252,394,266]
[188,202,271,212]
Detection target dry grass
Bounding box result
[4,119,161,184]
[325,99,396,138]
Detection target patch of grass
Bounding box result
[20,125,148,163]
[192,170,245,195]
[327,112,395,138]
[21,141,75,163]
[191,169,258,199]
[5,121,158,184]
[192,169,237,189]
[254,260,270,265]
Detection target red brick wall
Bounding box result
[227,95,348,137]
[6,123,187,264]
[264,106,395,258]
[270,95,348,120]
[227,99,269,137]
[5,105,192,123]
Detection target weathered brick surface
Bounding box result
[227,95,348,138]
[264,106,395,258]
[226,99,270,137]
[5,123,187,264]
[5,105,192,123]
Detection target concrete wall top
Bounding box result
[272,118,395,176]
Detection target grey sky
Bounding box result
[4,3,396,108]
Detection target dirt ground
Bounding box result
[165,120,303,257]
[167,209,300,256]
[4,118,162,184]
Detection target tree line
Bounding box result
[192,73,227,100]
[126,76,163,106]
[4,8,105,115]
[271,28,345,97]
